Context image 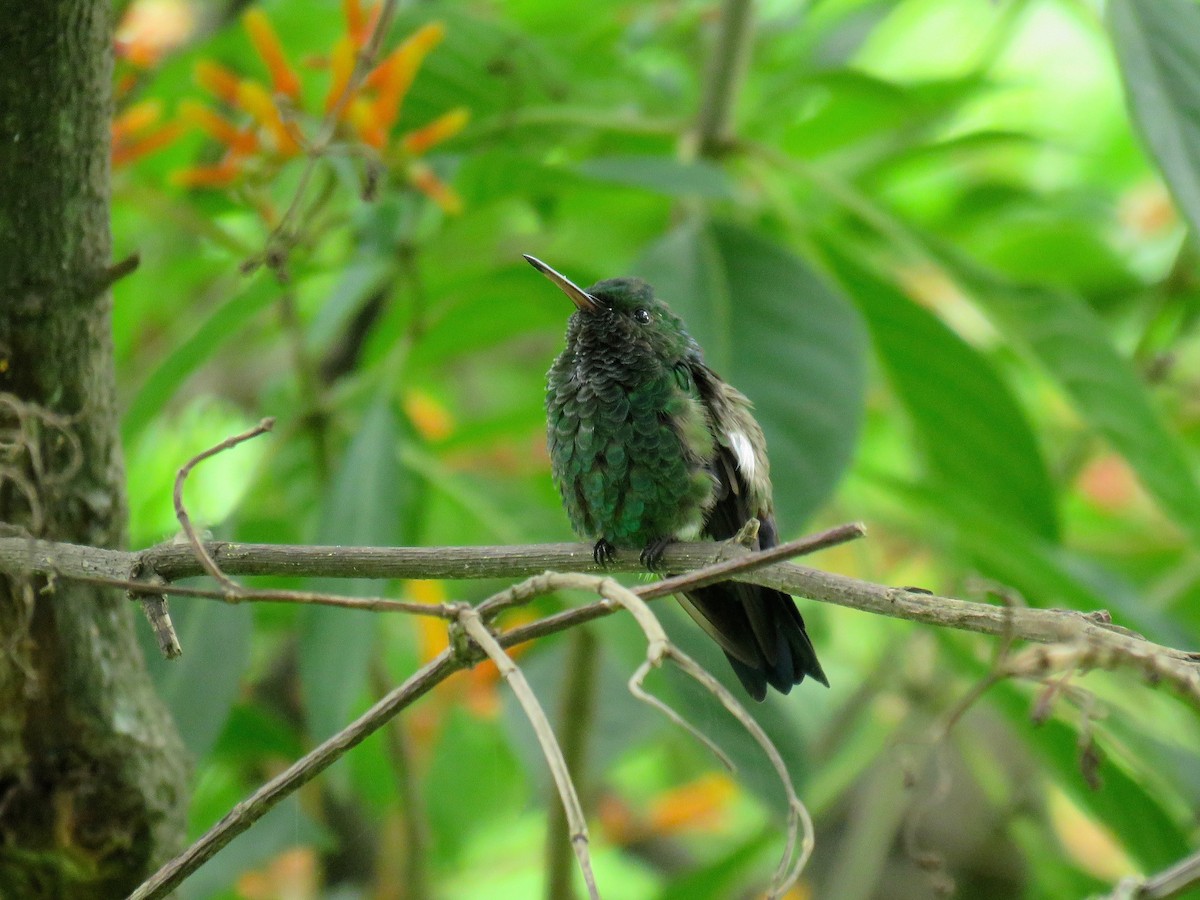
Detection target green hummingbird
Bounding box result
[527,254,828,701]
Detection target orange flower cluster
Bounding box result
[112,0,194,167]
[175,2,468,213]
[599,773,739,844]
[112,99,185,169]
[407,579,536,724]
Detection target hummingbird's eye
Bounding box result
[633,308,651,323]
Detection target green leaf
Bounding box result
[140,600,252,762]
[884,479,1168,632]
[425,707,526,866]
[962,213,1139,306]
[126,401,269,546]
[824,247,1059,539]
[987,678,1191,872]
[1109,0,1200,235]
[897,476,1196,658]
[768,71,991,160]
[658,829,775,900]
[211,703,303,761]
[944,251,1200,542]
[635,220,868,529]
[410,267,567,370]
[575,156,734,198]
[298,395,410,744]
[455,151,584,206]
[307,256,395,354]
[1009,820,1109,900]
[121,272,275,443]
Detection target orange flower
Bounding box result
[235,80,301,155]
[243,9,302,100]
[368,23,445,136]
[114,71,139,100]
[350,96,388,149]
[179,100,259,155]
[600,775,739,845]
[175,5,465,213]
[343,0,367,45]
[405,579,538,720]
[195,59,242,105]
[323,36,358,114]
[113,100,163,142]
[407,162,462,215]
[1077,453,1141,512]
[113,123,185,167]
[647,773,737,835]
[410,580,451,662]
[171,159,242,188]
[236,847,319,900]
[112,100,184,167]
[403,389,455,442]
[342,0,381,48]
[400,108,469,156]
[463,608,535,719]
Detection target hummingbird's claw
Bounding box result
[640,537,672,572]
[729,518,760,549]
[592,538,616,567]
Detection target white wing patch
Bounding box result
[727,430,756,481]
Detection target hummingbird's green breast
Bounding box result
[546,309,716,547]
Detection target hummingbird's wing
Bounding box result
[676,363,828,700]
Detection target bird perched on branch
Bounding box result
[527,254,827,701]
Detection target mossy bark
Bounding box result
[0,1,188,896]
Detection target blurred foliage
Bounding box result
[110,0,1200,897]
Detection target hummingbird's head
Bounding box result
[524,255,695,358]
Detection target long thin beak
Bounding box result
[523,254,604,313]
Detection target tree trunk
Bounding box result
[0,2,188,896]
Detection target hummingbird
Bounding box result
[527,254,828,701]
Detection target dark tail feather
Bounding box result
[679,581,827,702]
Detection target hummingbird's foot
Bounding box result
[592,538,617,567]
[729,517,761,549]
[639,537,673,572]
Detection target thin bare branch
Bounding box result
[95,251,140,293]
[1004,634,1200,712]
[690,0,756,158]
[129,650,460,900]
[546,628,600,900]
[637,523,866,601]
[117,574,460,618]
[2,531,1198,676]
[172,417,275,591]
[627,659,735,771]
[594,576,813,898]
[457,608,600,900]
[1103,846,1200,899]
[127,565,182,658]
